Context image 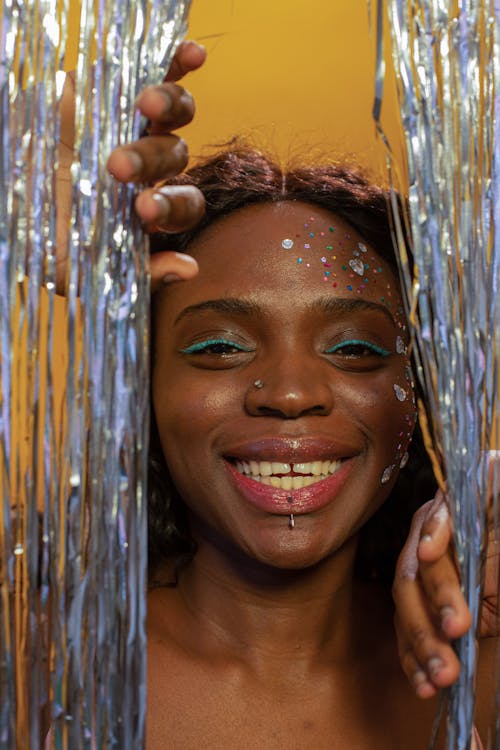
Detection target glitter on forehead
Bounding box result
[279,218,406,329]
[349,258,364,276]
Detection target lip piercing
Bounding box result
[253,379,264,389]
[289,514,295,529]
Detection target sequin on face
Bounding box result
[399,451,410,469]
[394,384,407,402]
[279,214,406,330]
[349,258,364,276]
[381,465,394,484]
[396,335,406,355]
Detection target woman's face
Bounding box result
[153,201,416,569]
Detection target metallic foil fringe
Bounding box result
[0,0,191,747]
[374,1,500,748]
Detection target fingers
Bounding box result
[135,83,195,133]
[417,497,472,639]
[165,40,206,82]
[150,251,199,294]
[417,497,452,563]
[417,553,472,640]
[393,569,462,698]
[393,491,473,698]
[135,185,205,234]
[107,135,188,185]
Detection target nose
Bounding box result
[245,357,335,419]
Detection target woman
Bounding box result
[135,148,496,748]
[77,44,498,746]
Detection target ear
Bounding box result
[150,251,199,294]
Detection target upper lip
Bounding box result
[224,436,359,463]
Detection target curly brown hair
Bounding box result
[148,146,436,583]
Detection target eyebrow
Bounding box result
[174,298,261,325]
[174,296,396,325]
[311,296,396,323]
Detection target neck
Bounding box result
[175,530,362,672]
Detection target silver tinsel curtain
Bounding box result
[375,0,500,748]
[0,0,191,746]
[1,1,499,748]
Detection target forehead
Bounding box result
[180,201,404,326]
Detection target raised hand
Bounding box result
[393,453,500,698]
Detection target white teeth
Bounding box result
[293,463,309,475]
[311,461,323,476]
[271,461,291,474]
[260,461,272,477]
[234,458,343,489]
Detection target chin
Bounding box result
[236,524,356,573]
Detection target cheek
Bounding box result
[152,366,241,462]
[337,361,416,469]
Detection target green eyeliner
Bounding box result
[326,339,391,357]
[180,338,251,354]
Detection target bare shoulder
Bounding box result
[475,635,500,744]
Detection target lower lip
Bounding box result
[225,460,354,515]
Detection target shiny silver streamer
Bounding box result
[374,1,500,748]
[0,0,191,747]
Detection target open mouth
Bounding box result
[233,459,343,491]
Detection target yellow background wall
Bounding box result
[65,1,403,174]
[183,0,403,177]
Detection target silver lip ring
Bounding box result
[253,379,264,389]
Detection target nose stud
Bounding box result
[253,379,264,389]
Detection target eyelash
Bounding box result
[325,339,391,358]
[181,338,390,359]
[180,338,253,355]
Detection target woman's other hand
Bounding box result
[393,452,500,699]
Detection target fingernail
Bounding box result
[174,252,197,266]
[158,89,172,115]
[440,606,455,630]
[420,534,432,544]
[428,657,444,678]
[187,40,206,53]
[413,669,427,687]
[434,504,449,522]
[162,273,182,284]
[152,192,171,218]
[127,151,143,177]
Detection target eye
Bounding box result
[180,338,254,356]
[325,339,391,358]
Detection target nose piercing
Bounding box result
[253,379,264,389]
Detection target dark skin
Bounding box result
[147,201,495,748]
[49,41,498,740]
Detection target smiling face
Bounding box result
[152,201,416,569]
